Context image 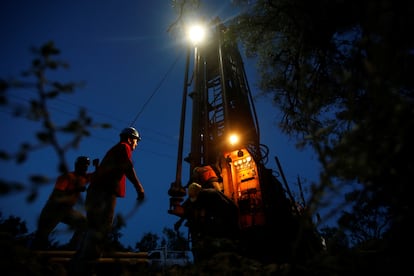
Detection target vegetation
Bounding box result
[0,41,110,202]
[1,0,413,274]
[229,0,412,274]
[0,212,186,275]
[169,0,413,274]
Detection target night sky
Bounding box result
[0,0,322,248]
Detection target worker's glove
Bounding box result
[136,190,145,202]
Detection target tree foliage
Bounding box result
[135,232,160,252]
[0,212,28,239]
[0,41,111,202]
[171,0,413,273]
[225,0,414,272]
[161,227,190,251]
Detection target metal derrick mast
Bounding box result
[168,19,319,262]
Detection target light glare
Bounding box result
[188,25,206,45]
[229,134,239,145]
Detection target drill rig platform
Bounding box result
[167,18,322,264]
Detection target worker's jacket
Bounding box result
[49,172,91,206]
[89,141,137,197]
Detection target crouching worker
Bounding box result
[191,164,222,191]
[31,156,96,250]
[177,183,240,262]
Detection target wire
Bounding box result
[129,52,182,126]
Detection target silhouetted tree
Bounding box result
[0,42,111,274]
[170,0,414,273]
[161,227,189,251]
[227,0,414,273]
[0,213,28,238]
[135,232,160,252]
[339,190,391,246]
[0,41,110,202]
[319,226,349,254]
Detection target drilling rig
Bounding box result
[168,18,321,263]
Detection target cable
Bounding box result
[129,52,182,126]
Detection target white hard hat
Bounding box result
[120,127,141,140]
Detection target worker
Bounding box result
[174,183,203,238]
[31,156,96,250]
[191,164,222,191]
[71,127,145,274]
[175,182,240,262]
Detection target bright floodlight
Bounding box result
[229,134,239,146]
[187,24,206,45]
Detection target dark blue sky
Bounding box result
[0,1,322,248]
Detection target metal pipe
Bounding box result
[173,47,190,190]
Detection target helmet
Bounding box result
[75,156,90,166]
[120,127,141,140]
